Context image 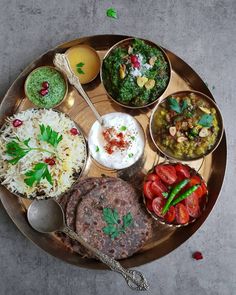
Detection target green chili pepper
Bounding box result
[162,179,190,214]
[171,184,200,206]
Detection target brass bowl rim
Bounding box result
[100,37,172,109]
[24,65,68,109]
[149,90,224,162]
[87,111,146,170]
[142,162,209,228]
[65,44,101,84]
[0,108,88,200]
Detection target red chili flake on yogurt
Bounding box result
[12,119,23,127]
[102,127,129,154]
[44,158,56,166]
[192,251,203,260]
[70,128,79,135]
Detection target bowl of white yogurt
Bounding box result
[88,112,145,170]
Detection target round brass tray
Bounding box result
[0,35,227,269]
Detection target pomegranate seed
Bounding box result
[130,55,138,63]
[39,88,48,96]
[133,61,140,68]
[192,251,203,260]
[44,158,56,166]
[70,128,79,135]
[13,119,23,127]
[42,81,49,89]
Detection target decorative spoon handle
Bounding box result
[63,226,149,291]
[53,53,103,125]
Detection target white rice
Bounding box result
[0,109,87,199]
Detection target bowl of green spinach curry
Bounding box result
[101,38,171,109]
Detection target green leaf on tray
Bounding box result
[198,114,213,127]
[24,162,52,187]
[102,208,133,240]
[76,62,85,74]
[38,124,63,147]
[106,7,118,19]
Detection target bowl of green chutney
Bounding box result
[25,66,68,108]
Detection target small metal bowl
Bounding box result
[100,37,171,109]
[65,45,101,84]
[143,162,209,228]
[24,66,68,109]
[150,90,224,161]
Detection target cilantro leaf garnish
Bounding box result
[102,208,133,240]
[168,97,188,114]
[96,146,100,152]
[106,7,118,19]
[24,162,52,187]
[76,62,85,74]
[38,124,63,147]
[128,153,134,158]
[198,114,213,127]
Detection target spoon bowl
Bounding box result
[27,199,65,233]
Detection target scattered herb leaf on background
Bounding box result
[106,7,118,19]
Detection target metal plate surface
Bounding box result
[0,35,227,269]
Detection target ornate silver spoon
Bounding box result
[27,199,149,291]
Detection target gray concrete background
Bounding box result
[0,0,235,294]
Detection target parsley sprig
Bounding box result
[38,124,63,147]
[5,125,63,187]
[24,162,52,187]
[102,208,133,240]
[6,137,54,165]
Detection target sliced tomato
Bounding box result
[151,180,168,197]
[200,181,208,196]
[187,175,208,198]
[175,203,190,224]
[146,173,160,182]
[175,163,191,179]
[145,199,154,212]
[152,196,166,218]
[189,175,201,186]
[164,206,175,223]
[185,192,201,218]
[155,165,177,185]
[143,181,155,200]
